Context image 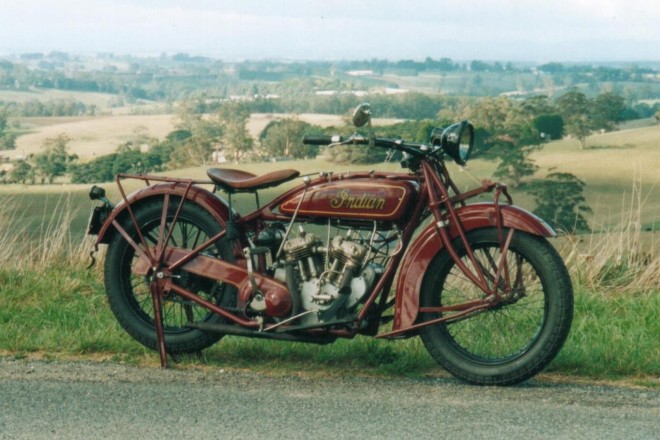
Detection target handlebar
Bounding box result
[301,135,344,145]
[302,134,429,157]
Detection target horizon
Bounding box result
[3,51,660,69]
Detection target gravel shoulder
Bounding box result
[1,358,658,440]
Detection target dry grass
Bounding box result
[0,183,656,382]
[7,114,176,161]
[558,176,658,294]
[0,194,94,271]
[1,178,656,294]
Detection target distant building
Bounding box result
[314,90,367,97]
[347,70,374,76]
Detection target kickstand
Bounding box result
[150,285,169,368]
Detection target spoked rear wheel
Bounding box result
[419,228,573,385]
[104,199,235,354]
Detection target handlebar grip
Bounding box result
[302,135,343,145]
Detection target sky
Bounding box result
[1,0,659,62]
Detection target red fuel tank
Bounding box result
[278,177,418,222]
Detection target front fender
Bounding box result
[95,183,232,244]
[391,203,555,334]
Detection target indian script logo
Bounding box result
[329,189,386,210]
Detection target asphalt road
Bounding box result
[0,358,658,440]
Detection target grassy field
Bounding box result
[0,118,658,386]
[0,87,119,109]
[0,247,657,385]
[1,120,659,251]
[531,125,660,230]
[7,114,175,160]
[5,109,658,230]
[0,177,658,386]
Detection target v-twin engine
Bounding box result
[272,228,381,324]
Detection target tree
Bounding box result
[34,134,76,183]
[526,172,591,233]
[217,100,250,124]
[69,144,166,184]
[591,92,625,131]
[566,113,591,149]
[0,109,7,134]
[533,114,564,141]
[222,121,254,162]
[0,132,16,150]
[171,100,224,166]
[470,60,491,72]
[260,118,319,159]
[538,63,564,74]
[519,95,554,117]
[556,90,592,149]
[464,96,543,187]
[491,142,540,187]
[0,108,15,150]
[10,160,33,184]
[463,96,512,138]
[217,101,254,161]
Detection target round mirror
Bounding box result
[433,121,474,165]
[352,103,372,128]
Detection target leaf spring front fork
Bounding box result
[422,163,516,304]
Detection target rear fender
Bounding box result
[391,203,555,333]
[95,183,233,244]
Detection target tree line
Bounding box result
[0,99,96,118]
[2,88,648,233]
[4,53,660,106]
[0,110,17,149]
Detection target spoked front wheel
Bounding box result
[419,228,573,385]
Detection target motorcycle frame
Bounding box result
[96,156,551,367]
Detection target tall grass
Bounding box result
[0,194,94,271]
[560,175,658,294]
[548,178,659,381]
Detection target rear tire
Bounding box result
[419,228,573,385]
[104,198,235,354]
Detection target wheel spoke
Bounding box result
[433,244,547,360]
[418,229,573,385]
[127,216,223,330]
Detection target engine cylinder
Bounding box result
[282,233,321,261]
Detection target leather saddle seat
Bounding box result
[207,168,300,192]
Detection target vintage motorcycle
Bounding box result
[87,104,573,386]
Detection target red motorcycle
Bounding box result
[88,104,573,385]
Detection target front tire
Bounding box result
[104,198,235,354]
[419,228,573,385]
